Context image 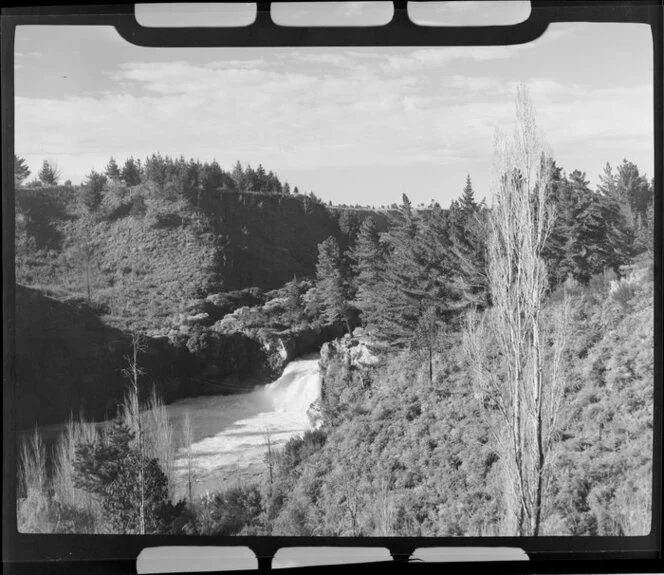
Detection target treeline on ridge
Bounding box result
[307,158,653,359]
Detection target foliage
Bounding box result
[121,156,142,186]
[38,160,61,185]
[464,86,564,536]
[14,139,653,538]
[260,259,652,537]
[80,170,107,212]
[349,216,385,335]
[105,157,121,180]
[14,155,31,186]
[197,485,264,535]
[15,156,346,333]
[352,192,479,348]
[314,236,353,333]
[73,417,186,534]
[549,262,653,535]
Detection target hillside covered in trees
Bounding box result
[15,155,393,332]
[15,89,655,538]
[13,155,390,428]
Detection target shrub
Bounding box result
[73,418,186,534]
[81,171,107,212]
[101,180,131,220]
[198,485,264,535]
[277,429,327,476]
[18,428,47,499]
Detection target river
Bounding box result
[166,355,322,498]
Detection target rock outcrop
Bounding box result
[317,328,380,426]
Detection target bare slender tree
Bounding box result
[182,410,195,503]
[413,305,444,386]
[121,331,147,535]
[263,425,275,495]
[371,466,394,536]
[143,387,176,496]
[464,85,570,536]
[338,462,362,536]
[66,222,99,303]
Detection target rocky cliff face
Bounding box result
[319,328,380,371]
[317,328,380,425]
[15,284,346,429]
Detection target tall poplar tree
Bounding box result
[464,85,569,536]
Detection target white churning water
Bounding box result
[166,356,322,497]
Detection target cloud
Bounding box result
[205,59,266,70]
[15,50,43,69]
[15,39,652,194]
[293,53,352,66]
[383,45,525,72]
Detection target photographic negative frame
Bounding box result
[2,1,662,572]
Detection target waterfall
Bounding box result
[263,357,321,422]
[168,355,322,496]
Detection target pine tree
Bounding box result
[544,168,590,284]
[144,153,169,187]
[597,162,617,197]
[615,159,651,221]
[14,155,31,186]
[459,174,477,213]
[598,189,635,273]
[73,417,185,534]
[255,164,267,191]
[315,236,352,333]
[201,160,226,194]
[635,199,654,256]
[121,157,142,186]
[543,165,635,284]
[81,170,107,212]
[283,181,291,195]
[374,194,450,347]
[281,275,303,323]
[595,163,635,275]
[350,216,384,330]
[447,180,488,308]
[244,164,256,192]
[231,161,245,192]
[38,160,61,185]
[105,157,121,180]
[338,210,361,247]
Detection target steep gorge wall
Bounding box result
[13,186,387,428]
[203,191,344,291]
[14,285,346,430]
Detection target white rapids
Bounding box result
[167,356,321,498]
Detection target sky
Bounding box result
[14,2,654,208]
